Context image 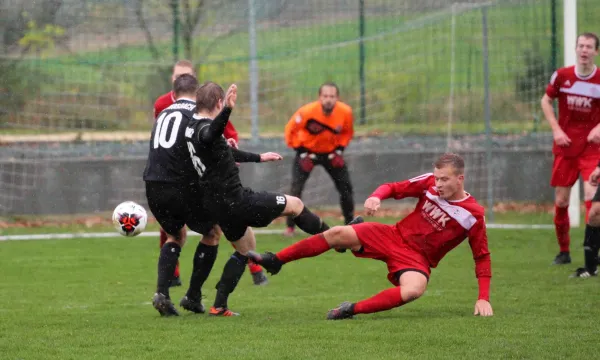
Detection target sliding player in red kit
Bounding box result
[154,60,266,286]
[249,153,493,319]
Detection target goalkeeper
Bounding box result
[283,82,356,236]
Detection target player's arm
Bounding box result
[467,216,493,317]
[231,148,260,162]
[541,71,571,146]
[337,107,354,150]
[284,110,303,149]
[327,108,354,168]
[230,148,282,163]
[364,173,434,216]
[197,106,232,143]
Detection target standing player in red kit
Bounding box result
[153,60,267,286]
[249,153,493,319]
[541,32,600,265]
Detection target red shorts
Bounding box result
[351,222,430,286]
[550,152,599,187]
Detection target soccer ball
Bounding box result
[112,201,148,237]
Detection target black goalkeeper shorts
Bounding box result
[211,187,287,241]
[145,181,215,236]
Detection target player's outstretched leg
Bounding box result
[282,195,330,235]
[249,260,268,285]
[571,202,600,278]
[328,272,427,320]
[248,221,363,275]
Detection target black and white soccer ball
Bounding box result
[112,201,148,237]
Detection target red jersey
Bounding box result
[546,65,600,157]
[153,91,239,142]
[370,173,491,281]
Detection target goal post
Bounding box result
[564,0,580,227]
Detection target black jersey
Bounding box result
[185,107,261,198]
[143,98,199,184]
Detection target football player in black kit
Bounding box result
[185,81,364,316]
[143,74,281,316]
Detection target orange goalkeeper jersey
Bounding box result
[284,101,354,154]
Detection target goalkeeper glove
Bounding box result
[297,151,316,173]
[328,149,345,168]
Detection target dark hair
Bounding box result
[319,82,339,96]
[196,81,225,113]
[173,73,198,98]
[433,153,465,175]
[578,32,600,50]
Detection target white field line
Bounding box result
[0,224,553,242]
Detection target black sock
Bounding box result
[186,243,218,301]
[293,206,329,234]
[286,215,296,229]
[213,251,248,309]
[157,242,181,298]
[584,224,600,273]
[341,195,355,225]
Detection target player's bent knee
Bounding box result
[323,225,359,249]
[554,187,571,208]
[398,271,428,303]
[231,228,256,255]
[555,198,570,208]
[283,195,304,216]
[401,286,426,303]
[165,227,187,247]
[200,232,220,246]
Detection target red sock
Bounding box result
[554,205,570,253]
[174,262,180,278]
[159,228,168,248]
[585,200,592,224]
[248,260,263,274]
[276,234,330,263]
[353,287,404,314]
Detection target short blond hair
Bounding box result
[433,153,465,175]
[174,59,193,69]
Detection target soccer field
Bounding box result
[1,225,598,359]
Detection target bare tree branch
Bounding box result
[190,0,206,33]
[180,0,206,61]
[195,0,291,67]
[135,0,160,61]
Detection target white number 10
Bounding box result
[153,111,182,149]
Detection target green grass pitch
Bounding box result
[1,222,599,359]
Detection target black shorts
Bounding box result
[145,181,214,236]
[212,187,287,241]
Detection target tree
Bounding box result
[135,0,290,63]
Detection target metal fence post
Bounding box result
[248,0,259,143]
[482,6,494,223]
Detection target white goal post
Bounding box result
[564,0,580,227]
